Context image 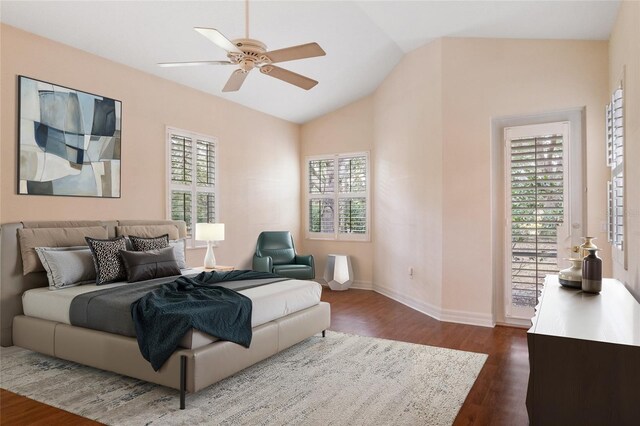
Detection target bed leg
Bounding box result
[322,330,326,338]
[180,355,187,410]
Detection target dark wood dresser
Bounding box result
[527,275,640,425]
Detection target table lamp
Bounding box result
[195,223,225,268]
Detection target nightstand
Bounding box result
[194,265,235,272]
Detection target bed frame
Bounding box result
[0,220,330,409]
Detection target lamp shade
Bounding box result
[195,223,225,241]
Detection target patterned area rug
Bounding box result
[1,332,487,425]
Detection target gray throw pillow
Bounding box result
[169,239,187,269]
[86,236,128,285]
[35,246,96,290]
[120,247,181,283]
[129,234,169,251]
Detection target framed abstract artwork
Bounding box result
[18,75,122,198]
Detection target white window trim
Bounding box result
[166,126,218,248]
[305,151,371,242]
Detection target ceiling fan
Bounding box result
[158,0,326,92]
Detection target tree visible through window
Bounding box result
[168,128,217,245]
[307,153,369,241]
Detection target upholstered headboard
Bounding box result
[0,220,187,347]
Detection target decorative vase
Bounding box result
[559,258,583,289]
[579,237,598,258]
[582,248,602,294]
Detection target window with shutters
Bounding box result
[306,152,369,241]
[167,127,217,247]
[606,82,625,261]
[504,122,571,318]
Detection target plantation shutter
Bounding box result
[607,85,624,250]
[509,134,564,307]
[338,155,367,234]
[196,140,216,226]
[170,135,194,234]
[171,135,192,185]
[168,130,217,241]
[307,153,369,240]
[308,159,335,233]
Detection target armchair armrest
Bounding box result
[252,255,273,273]
[295,254,314,268]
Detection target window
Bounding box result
[306,152,369,241]
[504,122,572,319]
[606,82,625,258]
[167,127,217,246]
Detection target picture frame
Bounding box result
[18,75,122,198]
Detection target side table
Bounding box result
[324,254,353,291]
[194,265,235,272]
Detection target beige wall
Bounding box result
[372,40,444,312]
[299,96,375,286]
[609,1,640,301]
[0,24,301,268]
[441,38,609,323]
[302,37,609,325]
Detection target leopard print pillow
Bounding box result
[85,236,127,285]
[129,234,169,252]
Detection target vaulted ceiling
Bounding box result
[0,1,620,123]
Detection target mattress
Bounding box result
[22,269,323,349]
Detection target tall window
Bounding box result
[167,127,217,246]
[306,152,369,241]
[504,122,572,320]
[606,82,625,258]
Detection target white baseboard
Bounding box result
[439,308,495,328]
[373,284,495,328]
[317,280,373,291]
[318,279,496,328]
[350,280,373,290]
[495,318,532,329]
[372,284,442,321]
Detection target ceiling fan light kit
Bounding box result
[158,0,325,92]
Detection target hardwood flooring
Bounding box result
[0,289,529,425]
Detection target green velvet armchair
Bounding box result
[252,231,315,280]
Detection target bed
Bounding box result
[0,220,330,408]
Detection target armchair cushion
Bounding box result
[272,264,315,280]
[252,254,272,273]
[255,232,296,265]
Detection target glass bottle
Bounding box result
[581,248,602,294]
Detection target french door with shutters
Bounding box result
[504,121,582,320]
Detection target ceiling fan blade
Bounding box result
[265,42,326,64]
[222,69,249,92]
[260,65,318,90]
[158,60,233,67]
[194,27,243,54]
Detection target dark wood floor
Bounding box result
[1,289,529,425]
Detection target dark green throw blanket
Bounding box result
[131,270,281,371]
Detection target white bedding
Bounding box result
[22,269,322,329]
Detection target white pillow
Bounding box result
[170,239,187,269]
[35,246,96,290]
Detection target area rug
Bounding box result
[1,332,487,425]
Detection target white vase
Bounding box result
[559,258,582,289]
